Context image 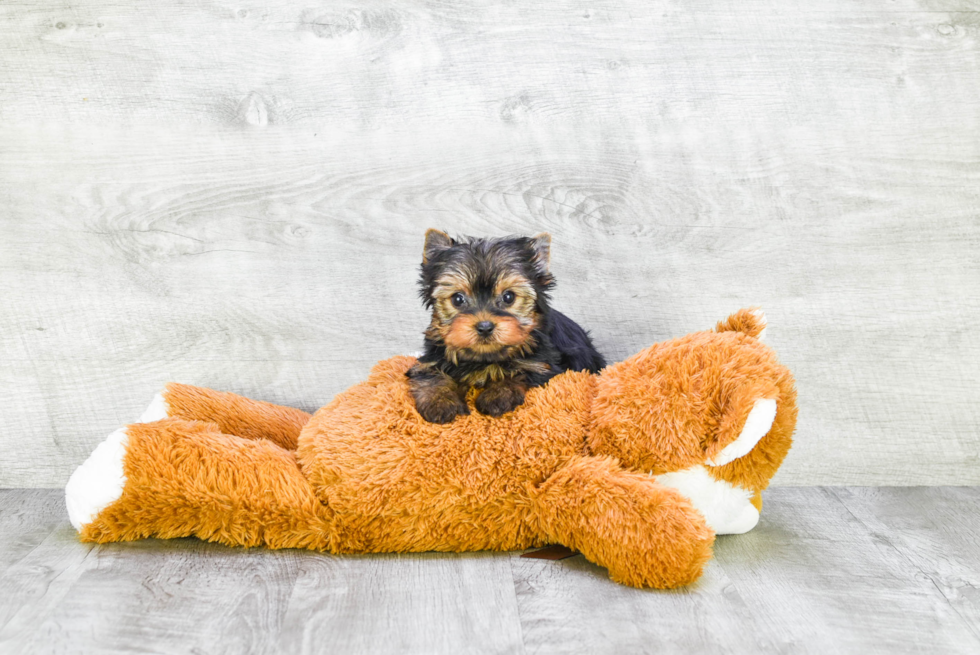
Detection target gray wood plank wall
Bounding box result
[1,0,978,487]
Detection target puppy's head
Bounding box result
[418,229,554,362]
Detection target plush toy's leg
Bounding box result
[657,348,794,535]
[650,394,777,536]
[66,419,334,551]
[533,455,714,589]
[141,383,311,450]
[654,466,762,535]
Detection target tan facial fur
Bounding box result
[443,313,537,357]
[427,270,540,361]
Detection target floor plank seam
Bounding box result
[507,553,531,655]
[826,487,980,645]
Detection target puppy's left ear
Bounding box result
[530,232,551,275]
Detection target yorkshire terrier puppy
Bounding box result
[406,229,606,424]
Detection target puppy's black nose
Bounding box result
[475,321,495,337]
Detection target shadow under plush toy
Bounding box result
[66,308,796,589]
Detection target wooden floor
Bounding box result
[1,488,978,654]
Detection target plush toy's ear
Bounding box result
[422,229,454,264]
[530,232,551,275]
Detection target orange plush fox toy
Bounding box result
[65,308,796,589]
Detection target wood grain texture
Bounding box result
[0,489,69,579]
[0,490,525,655]
[511,487,980,654]
[512,551,766,654]
[1,0,979,485]
[711,487,980,654]
[3,488,980,654]
[831,486,980,644]
[275,552,524,655]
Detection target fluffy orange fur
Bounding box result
[80,419,332,550]
[588,316,795,492]
[162,383,310,450]
[77,308,795,589]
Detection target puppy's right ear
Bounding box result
[423,229,454,263]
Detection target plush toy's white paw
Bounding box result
[706,398,777,467]
[137,392,169,423]
[65,427,129,532]
[655,466,760,535]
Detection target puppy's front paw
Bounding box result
[475,382,526,417]
[416,394,470,424]
[407,364,470,424]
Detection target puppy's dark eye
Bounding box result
[451,293,466,308]
[501,290,516,305]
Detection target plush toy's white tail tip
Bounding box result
[65,427,129,532]
[138,392,169,423]
[66,392,165,531]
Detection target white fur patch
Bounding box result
[137,392,169,423]
[655,465,760,534]
[65,427,129,531]
[706,398,777,467]
[751,308,767,341]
